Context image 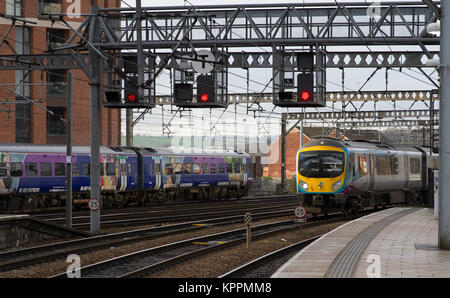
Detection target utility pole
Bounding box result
[90,5,101,234]
[66,71,73,227]
[439,1,450,249]
[281,113,287,193]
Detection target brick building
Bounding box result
[266,127,391,179]
[0,0,121,146]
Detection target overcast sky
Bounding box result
[115,0,440,140]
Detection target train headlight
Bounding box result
[332,180,343,192]
[299,180,309,191]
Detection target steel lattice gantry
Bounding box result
[96,2,439,48]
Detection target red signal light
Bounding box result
[128,94,136,102]
[300,91,311,101]
[200,93,209,102]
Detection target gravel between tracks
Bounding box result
[149,221,348,278]
[0,216,297,278]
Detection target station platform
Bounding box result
[272,207,450,278]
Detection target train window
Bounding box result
[410,158,421,174]
[242,163,247,173]
[202,163,209,174]
[10,162,22,177]
[376,156,393,175]
[218,163,225,174]
[128,163,132,175]
[183,163,192,174]
[0,163,6,177]
[234,163,241,173]
[358,156,368,176]
[106,163,115,176]
[392,157,399,175]
[164,164,173,175]
[99,164,105,176]
[121,163,126,176]
[210,164,217,174]
[369,155,375,176]
[80,162,90,176]
[173,163,182,174]
[148,163,153,176]
[72,166,79,177]
[55,163,65,176]
[25,162,38,177]
[156,163,160,175]
[226,163,233,174]
[40,162,52,177]
[193,163,200,174]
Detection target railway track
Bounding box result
[10,194,296,217]
[51,220,302,278]
[218,236,322,278]
[51,214,348,278]
[0,209,295,273]
[40,198,299,229]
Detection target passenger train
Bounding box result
[0,144,253,211]
[296,138,438,215]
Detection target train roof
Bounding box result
[0,144,250,157]
[302,138,424,153]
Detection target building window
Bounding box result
[47,28,65,51]
[6,0,21,16]
[39,0,62,16]
[47,107,66,136]
[47,69,66,97]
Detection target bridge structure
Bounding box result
[0,1,443,236]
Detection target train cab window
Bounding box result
[358,156,368,176]
[193,163,200,174]
[233,163,241,173]
[80,162,90,176]
[183,163,192,174]
[40,162,52,177]
[10,162,22,177]
[0,163,6,177]
[106,163,115,176]
[226,163,233,174]
[25,162,38,177]
[173,163,182,174]
[55,163,65,176]
[202,163,209,174]
[210,164,217,174]
[218,163,225,174]
[410,158,421,174]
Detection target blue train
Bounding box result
[0,144,253,211]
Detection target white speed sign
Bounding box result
[295,206,306,218]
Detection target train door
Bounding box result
[355,154,369,191]
[154,157,162,190]
[242,159,248,185]
[369,153,375,191]
[119,158,127,191]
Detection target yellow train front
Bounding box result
[296,138,349,216]
[297,137,438,216]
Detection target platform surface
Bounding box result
[272,207,450,278]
